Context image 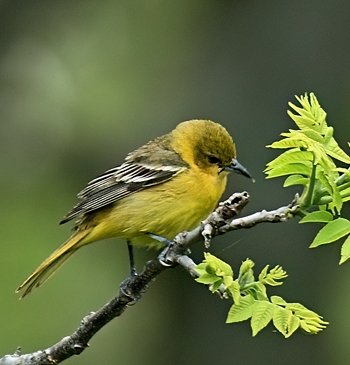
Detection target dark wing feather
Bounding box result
[59,162,183,224]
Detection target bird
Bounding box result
[16,119,251,298]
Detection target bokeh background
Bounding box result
[1,1,350,364]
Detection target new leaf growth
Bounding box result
[265,93,350,263]
[195,253,328,337]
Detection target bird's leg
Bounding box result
[118,241,140,305]
[127,240,138,277]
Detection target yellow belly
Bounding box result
[82,168,228,249]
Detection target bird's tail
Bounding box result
[16,229,91,299]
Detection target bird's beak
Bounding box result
[224,158,253,180]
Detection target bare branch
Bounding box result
[0,192,299,365]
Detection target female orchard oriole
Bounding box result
[16,119,251,298]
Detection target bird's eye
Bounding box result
[208,155,221,165]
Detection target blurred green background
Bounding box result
[1,1,350,364]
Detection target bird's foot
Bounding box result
[145,232,176,266]
[119,277,145,306]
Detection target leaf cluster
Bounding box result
[265,93,350,263]
[195,253,327,337]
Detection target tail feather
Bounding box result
[16,229,91,299]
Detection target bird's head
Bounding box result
[171,119,251,179]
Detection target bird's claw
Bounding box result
[119,278,143,306]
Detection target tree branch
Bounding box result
[0,191,299,365]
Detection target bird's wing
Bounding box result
[59,162,184,224]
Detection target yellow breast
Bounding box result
[84,168,228,248]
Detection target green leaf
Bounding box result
[315,170,342,212]
[211,280,223,293]
[284,302,315,314]
[272,293,328,335]
[316,150,338,174]
[223,275,234,288]
[265,162,312,179]
[245,282,268,300]
[299,319,327,334]
[287,101,314,121]
[300,129,325,144]
[259,265,288,286]
[226,294,255,323]
[283,175,309,187]
[258,265,269,281]
[270,295,286,305]
[289,93,328,131]
[195,273,222,285]
[251,300,274,336]
[202,252,233,277]
[265,149,313,170]
[272,306,292,337]
[324,136,350,164]
[310,218,350,248]
[238,259,255,288]
[335,167,350,177]
[196,252,328,337]
[287,111,316,130]
[280,301,328,333]
[287,314,301,338]
[227,281,241,304]
[299,211,333,223]
[341,195,350,203]
[267,138,308,150]
[323,126,334,142]
[194,265,206,276]
[339,235,350,264]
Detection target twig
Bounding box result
[0,192,299,365]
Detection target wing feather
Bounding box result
[59,162,183,224]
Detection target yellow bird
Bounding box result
[16,119,251,298]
